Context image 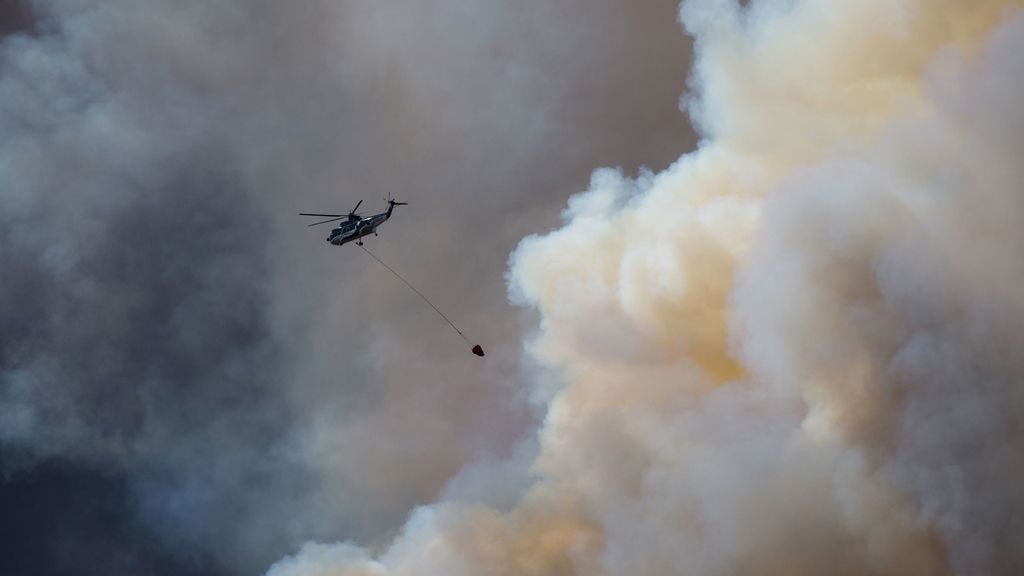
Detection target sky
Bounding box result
[0,1,692,574]
[5,2,1024,576]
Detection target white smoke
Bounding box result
[266,0,1024,574]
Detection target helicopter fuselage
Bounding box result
[328,214,387,245]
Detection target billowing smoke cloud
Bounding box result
[268,1,1024,575]
[0,0,692,574]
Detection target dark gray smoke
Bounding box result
[0,1,694,574]
[0,1,33,37]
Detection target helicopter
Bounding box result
[299,197,484,357]
[300,198,408,246]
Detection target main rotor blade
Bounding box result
[308,217,345,227]
[350,199,363,214]
[300,213,344,217]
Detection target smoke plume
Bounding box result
[269,1,1024,575]
[1,0,691,573]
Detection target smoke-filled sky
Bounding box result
[4,1,1024,576]
[0,1,692,574]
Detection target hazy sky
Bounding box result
[0,1,694,574]
[6,2,1024,576]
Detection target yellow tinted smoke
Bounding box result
[269,1,1024,575]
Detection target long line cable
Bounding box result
[359,244,478,350]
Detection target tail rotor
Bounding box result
[385,192,408,207]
